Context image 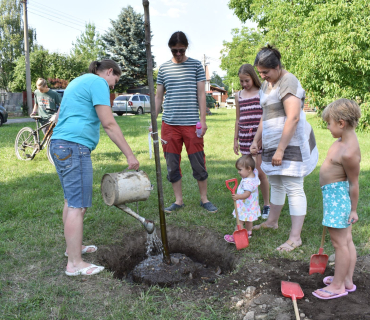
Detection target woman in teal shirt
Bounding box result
[51,59,139,276]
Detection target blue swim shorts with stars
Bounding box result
[321,181,351,229]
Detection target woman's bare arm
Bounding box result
[271,94,301,166]
[95,104,139,170]
[234,92,240,155]
[197,81,207,137]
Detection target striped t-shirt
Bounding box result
[157,58,206,126]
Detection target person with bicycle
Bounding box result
[50,59,139,277]
[31,78,61,135]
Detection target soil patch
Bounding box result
[98,226,370,319]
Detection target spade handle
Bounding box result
[226,179,241,227]
[292,298,300,320]
[233,199,241,227]
[320,226,327,249]
[225,178,238,194]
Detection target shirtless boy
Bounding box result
[312,99,361,300]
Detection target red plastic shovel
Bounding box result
[281,281,304,320]
[309,226,329,275]
[225,178,249,250]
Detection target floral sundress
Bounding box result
[232,169,261,222]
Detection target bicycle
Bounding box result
[14,114,57,165]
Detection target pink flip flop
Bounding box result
[224,234,235,244]
[312,289,348,300]
[323,276,357,292]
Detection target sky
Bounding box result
[26,0,256,77]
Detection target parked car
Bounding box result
[112,94,151,116]
[206,95,219,109]
[54,89,65,98]
[225,96,236,108]
[0,104,8,126]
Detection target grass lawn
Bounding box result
[1,109,369,319]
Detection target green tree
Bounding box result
[70,23,106,72]
[210,71,229,93]
[9,46,85,92]
[102,5,155,92]
[0,0,36,91]
[220,27,264,93]
[228,0,370,111]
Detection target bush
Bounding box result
[358,102,370,133]
[21,103,28,116]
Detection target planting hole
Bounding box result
[98,226,237,286]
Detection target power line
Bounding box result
[28,7,105,33]
[28,10,84,32]
[30,4,86,25]
[28,9,87,31]
[31,0,106,30]
[31,0,89,24]
[28,2,106,33]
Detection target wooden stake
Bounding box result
[142,0,171,264]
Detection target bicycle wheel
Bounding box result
[46,138,55,165]
[15,127,37,161]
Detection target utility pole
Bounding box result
[202,54,209,70]
[22,0,32,114]
[202,54,210,92]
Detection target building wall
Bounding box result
[2,93,23,115]
[210,91,228,103]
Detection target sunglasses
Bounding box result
[171,49,186,54]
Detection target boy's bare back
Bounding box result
[320,134,360,187]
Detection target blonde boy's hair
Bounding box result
[235,154,255,170]
[36,78,47,88]
[322,98,361,128]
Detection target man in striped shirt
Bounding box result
[153,31,218,214]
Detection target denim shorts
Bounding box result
[50,139,93,208]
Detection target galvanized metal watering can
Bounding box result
[101,170,155,233]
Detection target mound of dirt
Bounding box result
[98,226,370,319]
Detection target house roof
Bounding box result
[209,85,227,93]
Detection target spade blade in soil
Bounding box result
[281,281,304,320]
[309,251,329,275]
[309,227,328,275]
[233,226,249,250]
[281,281,304,300]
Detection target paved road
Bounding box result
[5,118,35,124]
[4,112,131,125]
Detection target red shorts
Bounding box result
[161,121,208,183]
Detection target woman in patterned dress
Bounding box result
[250,45,319,252]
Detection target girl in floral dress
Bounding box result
[224,155,261,243]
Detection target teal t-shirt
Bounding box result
[34,89,62,125]
[51,73,110,151]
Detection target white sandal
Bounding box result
[65,264,104,276]
[64,245,97,257]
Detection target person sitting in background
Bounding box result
[31,78,62,134]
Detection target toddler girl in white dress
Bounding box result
[224,155,261,243]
